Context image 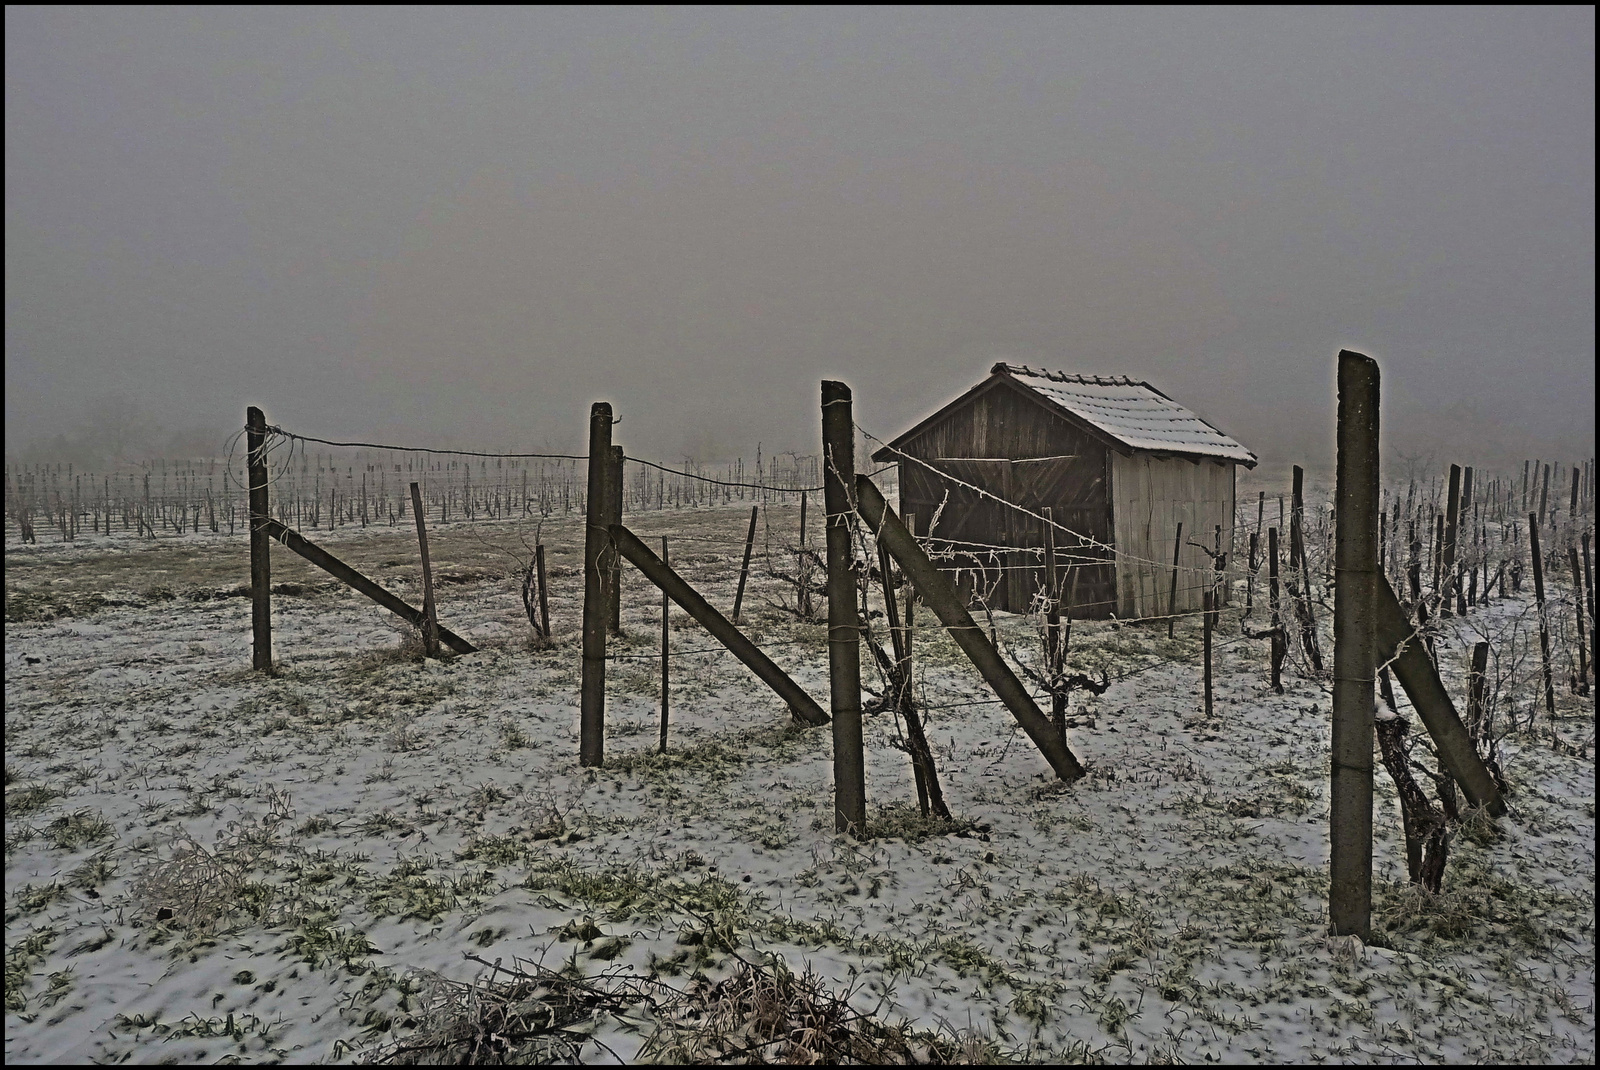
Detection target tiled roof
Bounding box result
[994,363,1257,465]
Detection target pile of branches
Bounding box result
[362,954,663,1065]
[363,953,990,1065]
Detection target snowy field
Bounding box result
[4,495,1594,1064]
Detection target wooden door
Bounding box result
[899,458,1013,610]
[1008,456,1114,617]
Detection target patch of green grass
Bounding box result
[609,740,745,785]
[4,823,40,857]
[5,783,62,817]
[1373,845,1593,953]
[1457,805,1504,848]
[4,926,59,1013]
[281,921,379,973]
[9,881,68,920]
[456,834,532,867]
[366,870,457,922]
[498,716,531,750]
[865,803,980,843]
[67,853,117,888]
[38,968,74,1008]
[1173,773,1319,820]
[44,808,113,850]
[524,853,752,947]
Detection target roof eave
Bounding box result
[872,365,1258,468]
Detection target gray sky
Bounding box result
[6,7,1594,468]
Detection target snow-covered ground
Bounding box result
[5,498,1594,1063]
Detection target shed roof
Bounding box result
[877,363,1257,467]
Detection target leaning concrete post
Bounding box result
[580,403,613,767]
[1330,350,1380,939]
[823,381,866,835]
[247,406,273,672]
[1374,576,1504,814]
[610,525,829,726]
[857,477,1086,782]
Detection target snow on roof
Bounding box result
[995,363,1257,466]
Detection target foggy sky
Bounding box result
[6,7,1594,469]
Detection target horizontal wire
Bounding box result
[622,455,821,493]
[264,424,838,494]
[266,426,586,461]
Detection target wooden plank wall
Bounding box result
[1111,453,1236,619]
[891,381,1117,615]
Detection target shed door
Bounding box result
[898,455,1113,615]
[900,458,1013,610]
[1007,456,1115,617]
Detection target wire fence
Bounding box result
[2,421,848,544]
[5,417,1591,668]
[7,412,1591,740]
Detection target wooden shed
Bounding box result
[871,363,1257,619]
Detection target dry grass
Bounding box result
[643,956,1000,1064]
[129,834,253,933]
[360,953,1001,1065]
[361,955,665,1065]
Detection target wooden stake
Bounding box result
[823,381,867,834]
[660,536,670,753]
[608,445,624,635]
[1212,524,1225,623]
[1245,530,1259,618]
[409,483,442,658]
[247,406,273,672]
[1290,465,1323,671]
[1584,533,1596,686]
[535,543,551,639]
[1045,507,1064,740]
[1467,641,1490,743]
[1440,464,1460,617]
[1268,527,1285,693]
[1529,514,1556,726]
[1202,589,1213,720]
[1167,521,1184,639]
[580,402,613,768]
[732,505,759,623]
